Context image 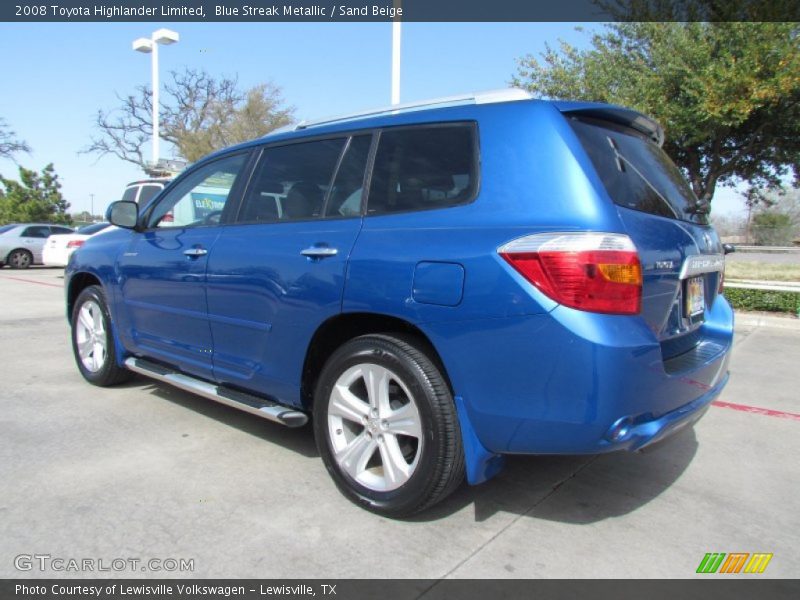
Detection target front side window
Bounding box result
[147,154,247,229]
[367,124,477,215]
[239,138,346,223]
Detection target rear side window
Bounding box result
[367,124,477,215]
[570,118,708,225]
[325,135,372,218]
[239,138,346,222]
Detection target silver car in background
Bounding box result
[0,223,75,269]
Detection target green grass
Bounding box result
[725,261,800,282]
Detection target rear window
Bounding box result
[570,118,708,225]
[367,123,478,215]
[139,184,164,205]
[0,225,16,235]
[77,223,110,235]
[121,186,138,202]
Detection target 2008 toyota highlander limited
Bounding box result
[66,89,733,516]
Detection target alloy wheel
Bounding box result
[327,363,423,492]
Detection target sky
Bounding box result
[0,21,744,217]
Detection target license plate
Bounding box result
[685,276,705,317]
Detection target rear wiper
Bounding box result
[688,199,710,215]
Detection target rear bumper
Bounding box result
[42,248,70,267]
[601,370,726,452]
[424,294,733,456]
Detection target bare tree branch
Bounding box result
[0,118,32,163]
[82,68,295,171]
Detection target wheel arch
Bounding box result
[300,312,453,411]
[67,271,103,320]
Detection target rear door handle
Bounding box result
[301,246,338,259]
[183,247,208,258]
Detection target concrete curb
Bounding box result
[735,311,800,331]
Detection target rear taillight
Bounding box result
[66,240,85,249]
[498,232,642,315]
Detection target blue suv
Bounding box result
[66,89,733,516]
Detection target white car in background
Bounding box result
[0,223,75,269]
[42,222,114,267]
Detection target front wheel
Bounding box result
[71,285,131,386]
[313,334,464,517]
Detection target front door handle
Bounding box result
[184,247,208,258]
[300,246,338,259]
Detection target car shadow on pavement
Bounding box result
[115,375,699,521]
[413,426,699,524]
[135,376,319,459]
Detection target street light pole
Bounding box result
[132,28,179,171]
[151,39,159,167]
[90,194,94,220]
[391,0,402,105]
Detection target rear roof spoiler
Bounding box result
[553,101,665,147]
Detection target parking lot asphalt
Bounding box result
[1,267,798,579]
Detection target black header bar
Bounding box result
[2,0,799,22]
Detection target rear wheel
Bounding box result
[6,249,32,269]
[314,334,464,517]
[71,285,131,386]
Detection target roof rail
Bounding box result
[286,88,532,132]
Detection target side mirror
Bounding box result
[107,201,139,229]
[722,243,736,255]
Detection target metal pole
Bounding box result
[151,37,160,167]
[90,194,94,220]
[391,1,401,105]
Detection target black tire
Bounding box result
[6,249,33,269]
[70,285,131,386]
[313,334,464,517]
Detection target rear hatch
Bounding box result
[564,108,726,370]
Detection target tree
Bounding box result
[85,68,295,170]
[0,118,31,163]
[743,185,800,243]
[512,15,800,204]
[752,211,794,246]
[0,164,71,225]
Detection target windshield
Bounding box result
[0,224,16,235]
[570,118,708,225]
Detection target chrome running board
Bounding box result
[124,357,308,428]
